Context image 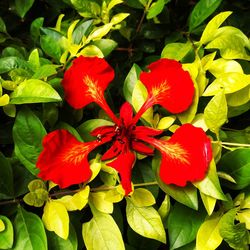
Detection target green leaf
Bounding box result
[77,119,113,141]
[111,13,130,25]
[30,17,44,42]
[72,20,93,44]
[2,47,25,59]
[28,49,40,71]
[46,223,78,250]
[23,189,48,207]
[0,215,14,249]
[82,205,125,250]
[204,90,227,134]
[77,45,104,57]
[71,0,101,18]
[123,63,142,103]
[147,0,170,19]
[158,194,170,221]
[15,0,35,18]
[90,192,114,214]
[218,148,250,190]
[196,212,223,250]
[152,154,198,210]
[0,56,31,74]
[200,11,232,45]
[56,122,83,142]
[161,42,192,61]
[32,65,58,79]
[219,209,249,249]
[0,17,7,33]
[130,188,156,207]
[167,203,205,249]
[194,159,227,200]
[13,206,47,250]
[0,94,9,106]
[126,198,166,243]
[188,0,223,32]
[42,200,69,240]
[157,116,176,130]
[92,39,118,57]
[226,86,250,107]
[132,80,153,125]
[0,152,14,199]
[237,209,250,230]
[13,107,47,175]
[200,192,217,215]
[10,79,62,104]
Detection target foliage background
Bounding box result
[0,0,250,249]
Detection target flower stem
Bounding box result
[212,141,250,147]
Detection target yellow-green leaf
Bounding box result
[77,45,104,58]
[104,188,124,203]
[0,94,9,106]
[132,80,153,125]
[55,14,65,32]
[208,58,243,78]
[107,0,123,12]
[28,179,46,191]
[110,13,129,25]
[191,114,208,131]
[2,80,17,91]
[0,219,5,232]
[237,209,250,230]
[196,212,223,250]
[42,200,69,240]
[3,104,16,117]
[158,194,170,221]
[200,11,232,45]
[130,188,155,207]
[204,90,227,134]
[90,191,114,214]
[88,156,102,182]
[226,85,250,107]
[67,20,80,43]
[88,24,113,41]
[82,205,125,250]
[200,192,217,215]
[126,198,166,243]
[157,116,176,130]
[57,186,90,211]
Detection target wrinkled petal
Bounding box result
[139,58,194,114]
[142,124,212,186]
[107,149,136,195]
[62,56,114,109]
[37,130,107,188]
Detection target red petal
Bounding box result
[131,141,154,155]
[107,149,136,195]
[119,102,133,126]
[62,56,114,109]
[133,126,162,138]
[102,140,123,161]
[140,58,194,114]
[37,130,105,188]
[91,125,115,139]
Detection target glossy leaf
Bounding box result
[196,212,223,250]
[218,148,250,190]
[32,65,58,79]
[158,194,170,221]
[161,42,192,61]
[92,39,118,57]
[157,116,176,130]
[167,203,205,249]
[111,13,130,25]
[189,0,223,32]
[200,11,232,44]
[90,192,114,214]
[123,63,142,103]
[42,200,69,240]
[130,188,156,207]
[204,90,227,134]
[200,192,217,215]
[0,152,14,199]
[82,205,125,250]
[13,107,46,175]
[194,159,227,200]
[126,198,166,243]
[13,206,47,250]
[0,215,14,249]
[226,86,250,107]
[147,0,170,19]
[0,56,31,74]
[10,79,62,104]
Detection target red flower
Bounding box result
[37,130,111,188]
[133,59,194,123]
[62,56,118,123]
[37,56,212,195]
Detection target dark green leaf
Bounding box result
[46,223,77,250]
[219,209,249,249]
[2,47,25,59]
[0,152,14,199]
[32,65,59,79]
[13,107,47,175]
[15,0,35,18]
[219,148,250,190]
[167,203,206,249]
[12,206,47,250]
[30,17,44,42]
[0,57,31,74]
[147,0,170,19]
[92,39,118,57]
[123,64,142,103]
[72,20,93,44]
[189,0,223,32]
[0,17,7,33]
[71,0,101,18]
[56,122,83,142]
